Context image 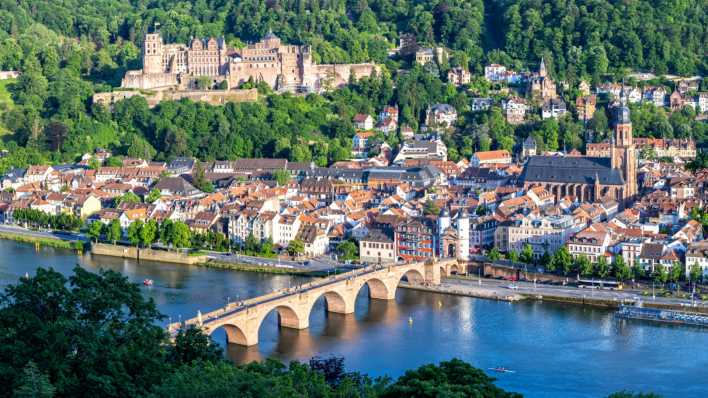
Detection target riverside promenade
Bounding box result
[404,276,708,314]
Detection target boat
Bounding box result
[488,367,515,374]
[616,304,708,328]
[143,279,154,286]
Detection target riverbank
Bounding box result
[91,243,207,264]
[421,277,708,315]
[0,231,81,250]
[399,281,524,302]
[202,259,316,276]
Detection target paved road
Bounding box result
[447,276,708,310]
[206,252,353,272]
[0,224,86,242]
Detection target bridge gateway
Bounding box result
[169,259,460,346]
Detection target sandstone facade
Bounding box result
[122,32,380,93]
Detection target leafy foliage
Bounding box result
[0,267,168,397]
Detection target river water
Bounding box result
[1,240,705,397]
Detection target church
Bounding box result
[520,94,638,206]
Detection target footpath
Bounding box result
[402,277,708,314]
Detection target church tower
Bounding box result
[610,90,637,202]
[539,57,547,78]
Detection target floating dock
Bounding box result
[616,305,708,327]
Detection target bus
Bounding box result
[576,279,624,290]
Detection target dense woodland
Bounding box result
[0,0,706,172]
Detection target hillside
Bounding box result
[1,0,706,76]
[0,0,705,172]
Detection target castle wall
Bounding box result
[121,70,178,90]
[313,63,380,92]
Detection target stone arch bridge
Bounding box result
[168,259,461,346]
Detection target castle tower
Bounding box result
[456,208,470,261]
[143,33,164,74]
[438,208,451,236]
[610,91,637,202]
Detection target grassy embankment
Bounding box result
[0,231,83,250]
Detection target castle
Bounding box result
[520,91,638,206]
[122,32,380,93]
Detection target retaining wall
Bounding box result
[91,243,207,265]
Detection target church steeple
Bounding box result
[539,57,547,77]
[610,89,637,203]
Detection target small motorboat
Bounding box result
[488,367,515,374]
[143,279,154,286]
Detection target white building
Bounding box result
[495,214,581,257]
[484,64,507,82]
[685,240,708,278]
[359,230,396,264]
[541,98,567,119]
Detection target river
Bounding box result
[0,240,705,397]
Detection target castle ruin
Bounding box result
[121,32,380,93]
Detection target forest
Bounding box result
[0,0,705,172]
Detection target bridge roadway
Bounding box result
[168,258,461,346]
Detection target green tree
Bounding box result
[613,256,631,281]
[170,221,192,248]
[192,162,214,193]
[167,326,223,366]
[550,247,572,275]
[88,221,103,243]
[577,255,594,277]
[689,263,702,283]
[12,361,55,398]
[106,219,122,244]
[0,267,168,397]
[520,243,534,264]
[145,188,161,204]
[507,250,519,263]
[487,247,501,261]
[195,76,212,90]
[272,169,291,186]
[381,358,521,398]
[654,266,668,286]
[423,199,440,216]
[140,220,158,247]
[115,191,141,206]
[288,239,305,257]
[336,240,359,262]
[669,261,683,287]
[597,256,610,279]
[632,264,645,280]
[127,220,143,247]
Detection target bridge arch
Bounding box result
[310,289,355,315]
[259,304,309,331]
[400,268,425,284]
[362,277,395,300]
[210,323,251,346]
